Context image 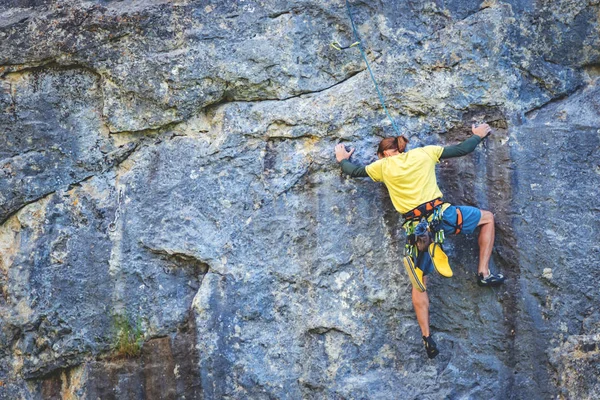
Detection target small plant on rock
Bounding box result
[112,313,144,358]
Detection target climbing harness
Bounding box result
[401,199,464,288]
[402,199,446,252]
[343,0,402,137]
[452,208,463,235]
[402,198,445,221]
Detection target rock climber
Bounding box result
[334,123,505,359]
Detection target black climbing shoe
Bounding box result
[423,335,439,359]
[477,272,505,287]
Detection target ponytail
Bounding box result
[378,135,409,156]
[396,135,409,153]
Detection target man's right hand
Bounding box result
[335,143,355,162]
[472,123,492,139]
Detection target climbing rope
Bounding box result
[344,0,402,136]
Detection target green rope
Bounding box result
[345,0,401,136]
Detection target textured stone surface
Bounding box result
[0,0,599,399]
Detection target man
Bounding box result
[334,124,505,359]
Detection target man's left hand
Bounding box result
[335,143,355,162]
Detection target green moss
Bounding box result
[111,313,144,358]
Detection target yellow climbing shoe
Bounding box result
[428,243,453,278]
[403,255,426,292]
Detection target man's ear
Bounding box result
[383,149,394,158]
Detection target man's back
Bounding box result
[365,146,444,213]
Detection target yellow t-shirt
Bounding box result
[365,146,444,214]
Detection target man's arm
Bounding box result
[440,123,490,159]
[335,144,370,178]
[340,159,369,177]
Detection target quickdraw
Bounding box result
[403,201,464,260]
[402,200,446,260]
[108,188,124,232]
[330,40,360,51]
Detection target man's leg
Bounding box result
[412,276,439,358]
[412,276,429,336]
[443,206,504,285]
[476,210,495,277]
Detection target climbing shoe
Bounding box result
[403,256,426,292]
[477,272,506,287]
[423,335,439,359]
[428,243,453,278]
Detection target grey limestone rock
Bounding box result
[0,0,599,399]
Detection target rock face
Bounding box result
[0,1,599,399]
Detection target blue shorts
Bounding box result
[416,205,482,276]
[441,205,482,236]
[417,251,435,276]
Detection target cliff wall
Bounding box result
[1,1,599,399]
